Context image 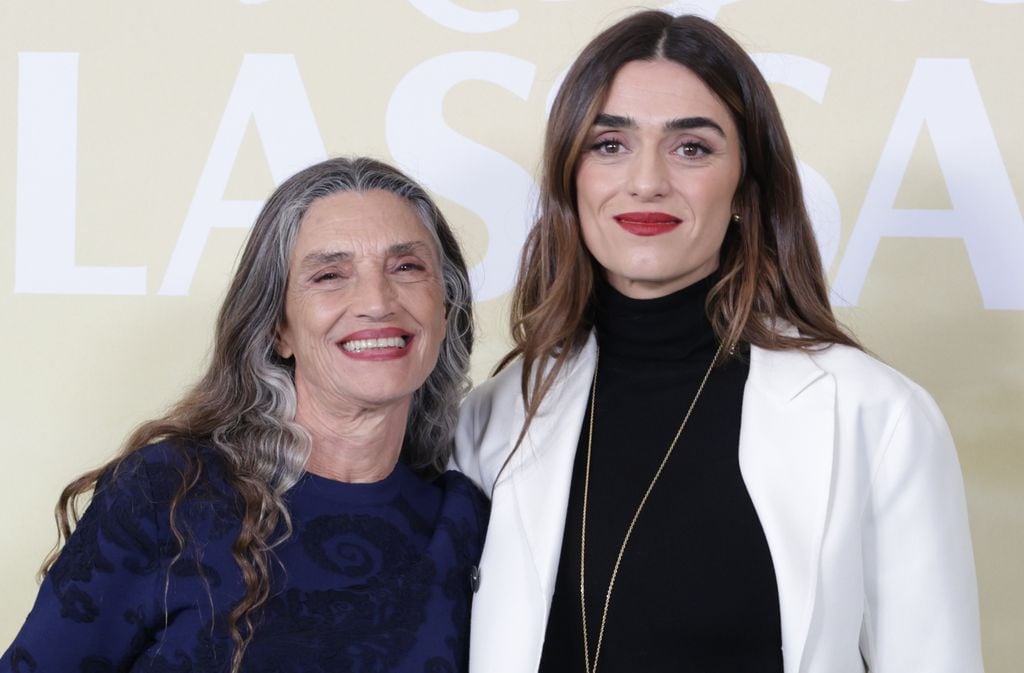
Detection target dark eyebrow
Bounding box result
[665,116,726,137]
[593,113,726,138]
[593,113,635,129]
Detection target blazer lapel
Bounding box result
[740,345,836,673]
[509,334,598,620]
[470,337,598,673]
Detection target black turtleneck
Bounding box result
[538,276,783,673]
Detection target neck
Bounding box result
[294,390,409,483]
[594,273,716,365]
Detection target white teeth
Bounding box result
[341,336,407,352]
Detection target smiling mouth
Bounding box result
[340,336,409,353]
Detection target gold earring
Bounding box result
[730,213,742,224]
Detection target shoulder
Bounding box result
[459,358,526,424]
[460,333,599,424]
[434,470,490,553]
[93,441,178,516]
[814,347,955,460]
[42,443,201,604]
[454,339,598,492]
[457,337,596,449]
[436,470,490,516]
[72,440,219,552]
[753,344,954,463]
[393,464,489,522]
[93,440,239,557]
[807,344,940,419]
[753,342,932,410]
[102,440,228,506]
[452,361,526,492]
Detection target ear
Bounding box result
[275,323,294,359]
[439,299,449,343]
[730,194,745,223]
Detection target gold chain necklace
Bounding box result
[580,341,724,673]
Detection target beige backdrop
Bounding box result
[1,0,1021,669]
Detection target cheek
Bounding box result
[689,172,739,213]
[576,183,609,243]
[288,295,338,343]
[577,220,605,268]
[575,163,615,216]
[405,284,446,332]
[416,293,448,369]
[718,163,743,211]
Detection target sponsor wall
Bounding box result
[1,0,1021,667]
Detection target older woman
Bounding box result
[2,157,487,672]
[454,11,982,673]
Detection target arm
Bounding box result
[859,388,984,672]
[1,459,167,671]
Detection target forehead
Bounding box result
[294,189,437,257]
[602,59,733,126]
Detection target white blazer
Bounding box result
[454,334,983,673]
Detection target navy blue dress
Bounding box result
[1,442,488,673]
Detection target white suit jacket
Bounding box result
[453,334,983,673]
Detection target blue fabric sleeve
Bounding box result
[1,458,168,672]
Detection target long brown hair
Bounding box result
[44,157,474,672]
[503,11,859,437]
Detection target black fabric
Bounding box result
[538,276,783,672]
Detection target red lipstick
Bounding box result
[337,327,412,361]
[613,212,682,236]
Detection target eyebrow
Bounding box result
[387,241,433,258]
[593,113,726,138]
[299,250,351,270]
[298,241,433,270]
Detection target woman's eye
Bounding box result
[590,139,624,155]
[677,142,710,158]
[392,258,431,277]
[313,271,340,283]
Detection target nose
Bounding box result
[626,148,670,200]
[352,269,397,320]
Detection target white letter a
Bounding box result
[833,59,1024,309]
[159,54,326,296]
